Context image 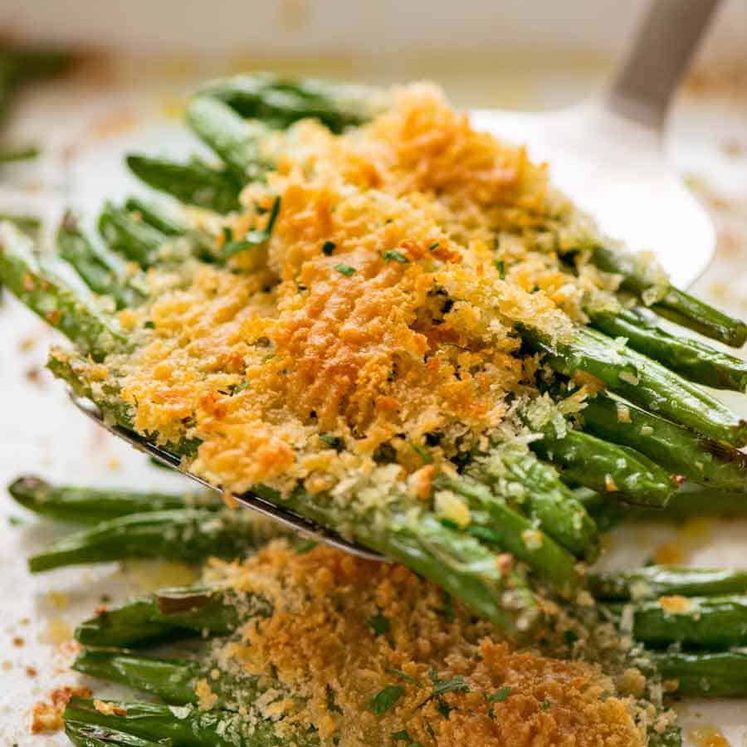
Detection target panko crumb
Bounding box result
[658,595,694,614]
[194,678,219,711]
[205,540,654,747]
[31,686,91,733]
[93,699,127,716]
[617,667,647,697]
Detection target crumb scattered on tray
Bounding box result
[31,686,91,734]
[43,617,72,646]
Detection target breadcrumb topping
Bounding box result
[206,541,649,746]
[102,83,618,495]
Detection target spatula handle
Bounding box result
[607,0,722,129]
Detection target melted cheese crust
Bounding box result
[108,84,616,495]
[207,541,646,747]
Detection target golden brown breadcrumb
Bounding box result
[97,83,617,497]
[31,686,91,734]
[206,541,647,747]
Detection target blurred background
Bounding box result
[3,0,745,58]
[1,0,746,105]
[0,2,745,744]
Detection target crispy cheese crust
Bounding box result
[206,541,646,747]
[103,84,618,495]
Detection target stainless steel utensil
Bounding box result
[471,0,720,288]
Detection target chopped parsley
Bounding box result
[436,699,451,717]
[368,613,391,636]
[227,381,249,395]
[369,685,404,715]
[293,539,319,555]
[486,685,512,703]
[219,196,281,260]
[383,249,409,263]
[319,433,344,451]
[326,684,343,714]
[322,240,336,255]
[441,590,455,623]
[410,442,433,464]
[385,667,419,685]
[418,671,470,718]
[334,263,356,276]
[391,731,423,747]
[430,674,470,697]
[563,628,579,646]
[540,698,552,711]
[495,259,506,279]
[428,242,440,251]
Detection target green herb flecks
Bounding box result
[368,613,391,636]
[383,249,409,263]
[335,263,356,276]
[369,685,405,715]
[219,196,281,260]
[411,442,433,464]
[385,668,419,686]
[319,433,344,451]
[486,685,511,703]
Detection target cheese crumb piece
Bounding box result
[521,529,544,551]
[434,490,471,527]
[615,403,631,423]
[117,308,139,331]
[31,686,91,733]
[30,702,63,734]
[195,678,219,711]
[221,489,239,509]
[617,667,646,697]
[93,699,127,716]
[658,595,693,615]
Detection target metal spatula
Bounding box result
[471,0,721,288]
